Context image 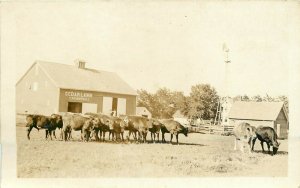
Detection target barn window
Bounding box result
[32,82,38,91]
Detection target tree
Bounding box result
[241,95,250,101]
[187,84,219,120]
[137,88,188,119]
[251,95,263,102]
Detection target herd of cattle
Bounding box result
[25,113,188,144]
[25,113,280,155]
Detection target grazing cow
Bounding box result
[124,115,152,143]
[148,118,163,143]
[62,113,97,142]
[84,113,113,141]
[159,119,188,144]
[26,114,62,140]
[232,122,256,153]
[251,126,280,155]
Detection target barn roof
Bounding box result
[228,101,287,121]
[18,61,137,96]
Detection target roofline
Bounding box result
[59,87,137,96]
[282,103,289,123]
[16,62,37,86]
[38,62,59,87]
[228,118,274,121]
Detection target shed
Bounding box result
[136,107,152,119]
[172,110,190,127]
[228,101,288,139]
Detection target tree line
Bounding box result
[137,84,288,120]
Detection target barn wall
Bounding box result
[275,108,288,139]
[228,119,274,128]
[58,89,136,115]
[16,63,59,115]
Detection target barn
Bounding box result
[228,101,289,139]
[16,60,137,115]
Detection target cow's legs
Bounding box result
[176,134,179,145]
[94,129,99,141]
[49,130,53,140]
[260,141,265,152]
[162,132,165,143]
[157,133,160,143]
[53,130,57,139]
[45,130,49,139]
[170,134,173,144]
[251,137,257,151]
[121,132,124,142]
[152,133,155,143]
[102,131,106,142]
[27,125,34,140]
[267,142,271,153]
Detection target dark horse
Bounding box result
[26,114,63,140]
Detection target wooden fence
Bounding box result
[189,122,235,135]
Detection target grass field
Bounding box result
[17,125,288,178]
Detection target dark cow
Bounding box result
[148,118,163,143]
[159,119,188,144]
[26,114,62,140]
[62,113,98,142]
[124,115,152,143]
[85,113,114,142]
[232,122,256,153]
[108,116,128,142]
[251,126,280,155]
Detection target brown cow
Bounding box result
[62,113,98,142]
[123,115,152,143]
[233,122,256,153]
[26,114,62,140]
[159,119,188,144]
[85,112,114,141]
[251,126,280,155]
[148,118,163,143]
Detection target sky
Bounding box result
[3,1,298,97]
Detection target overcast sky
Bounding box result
[3,1,298,97]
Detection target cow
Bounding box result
[148,118,163,143]
[26,114,62,140]
[48,114,63,139]
[251,126,280,155]
[84,113,114,142]
[232,122,256,153]
[123,115,152,143]
[108,116,128,142]
[62,113,98,142]
[159,119,188,144]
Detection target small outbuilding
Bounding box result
[136,107,152,119]
[228,101,288,139]
[172,110,190,127]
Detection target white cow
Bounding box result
[233,122,256,153]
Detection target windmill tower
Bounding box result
[214,43,231,126]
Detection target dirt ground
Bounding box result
[17,126,288,178]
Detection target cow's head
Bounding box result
[183,127,188,137]
[82,119,94,142]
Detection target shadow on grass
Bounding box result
[252,150,288,155]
